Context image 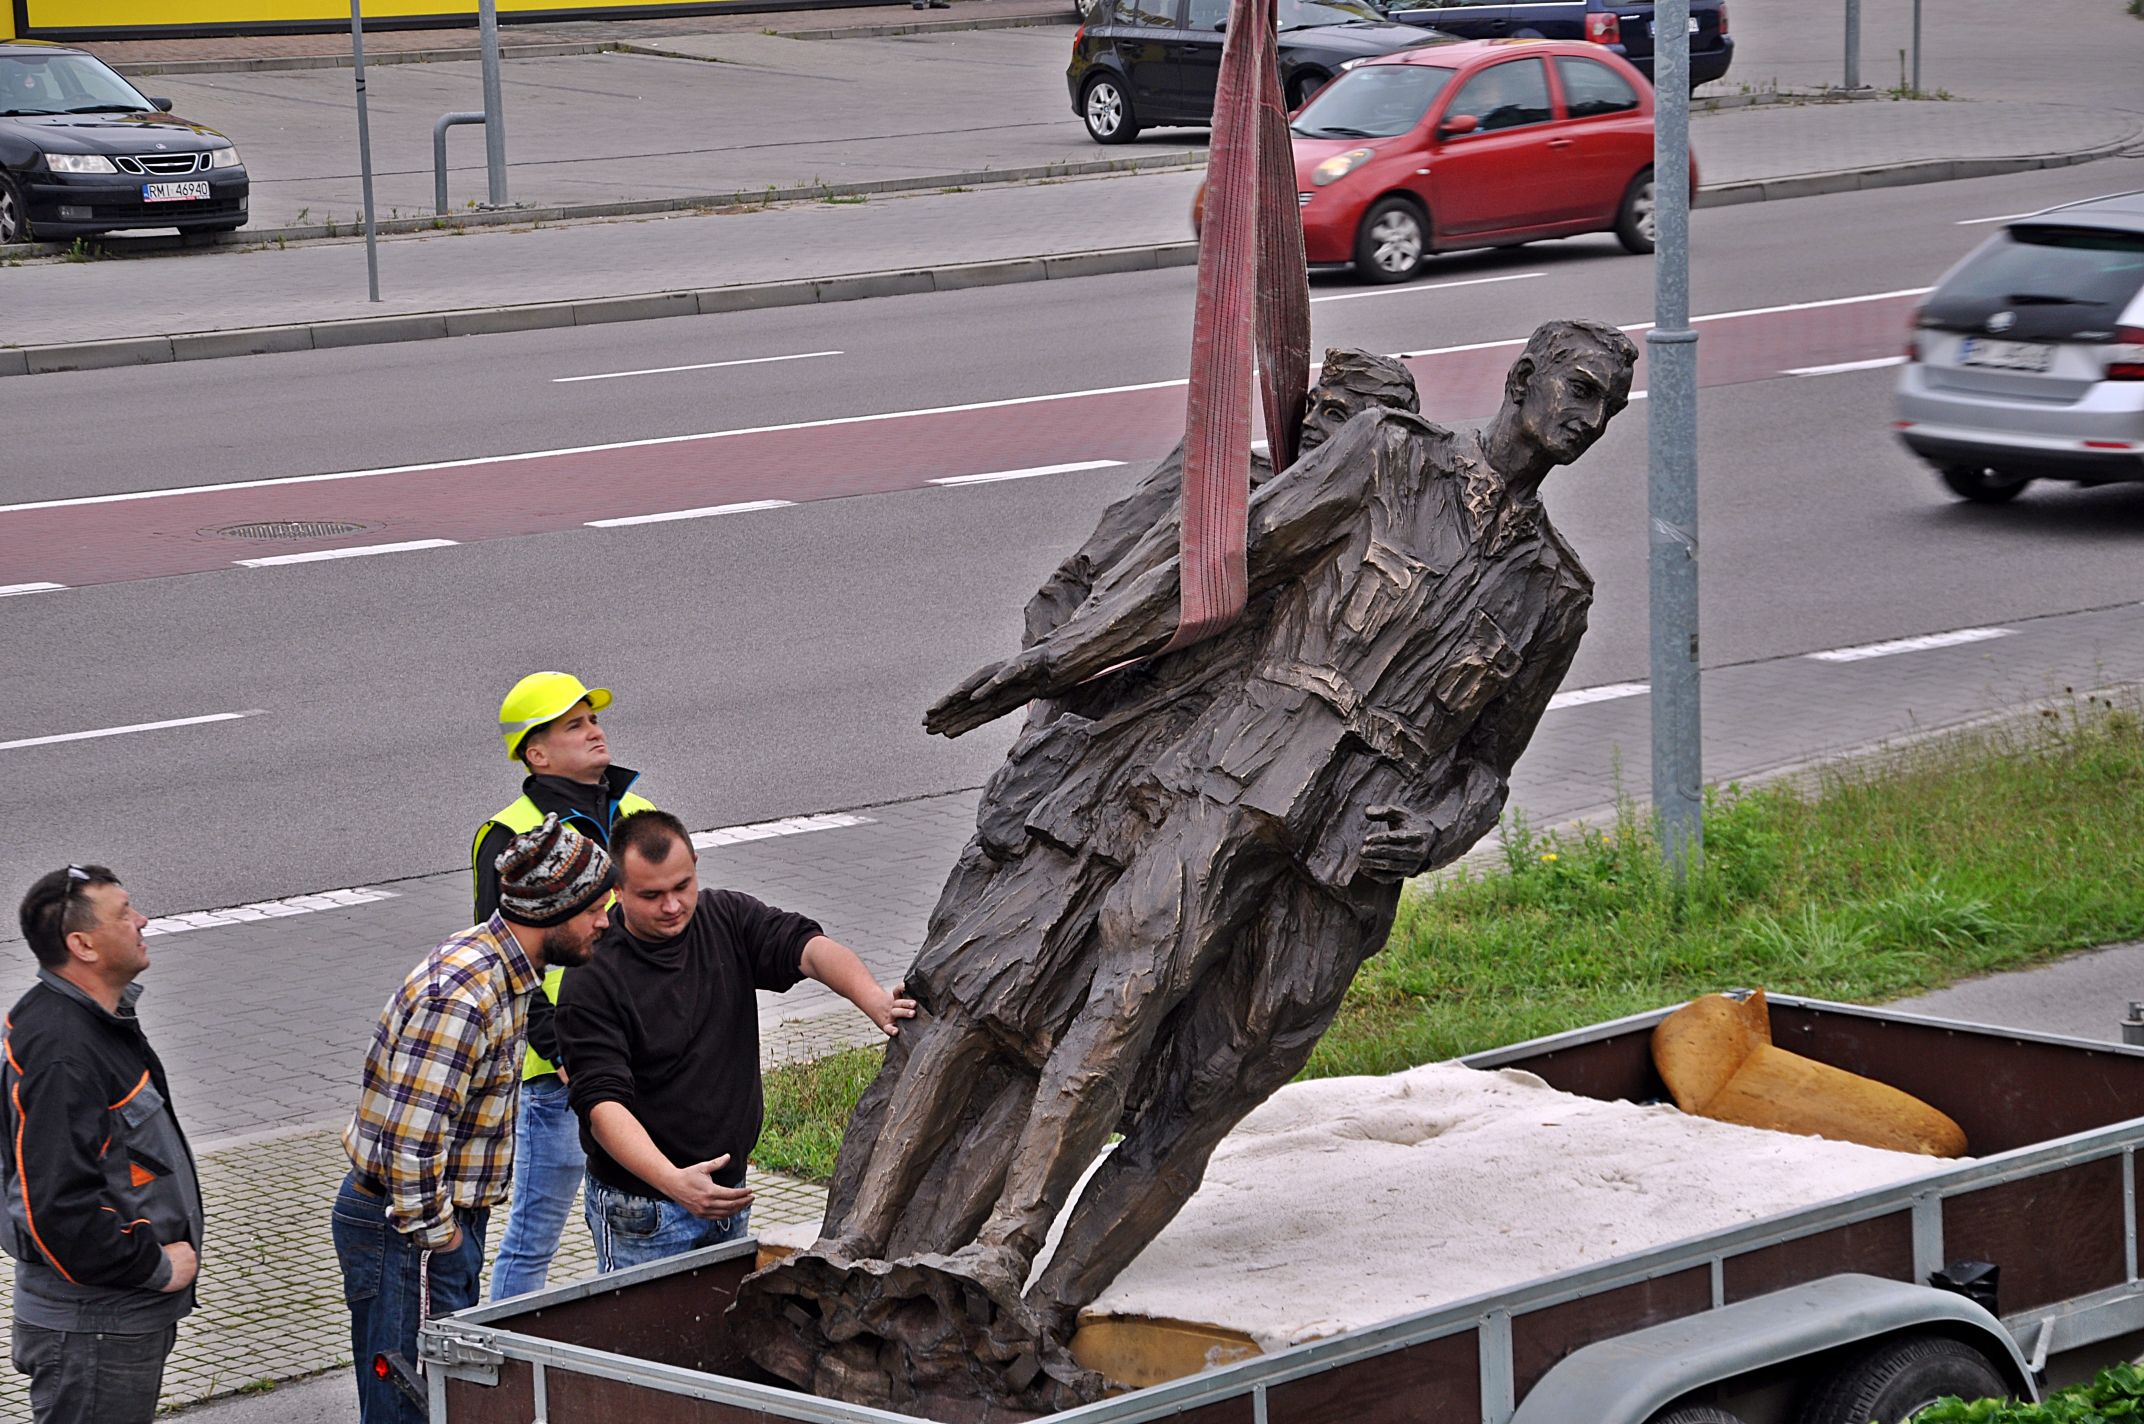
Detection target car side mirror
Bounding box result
[1212,17,1227,28]
[1438,112,1480,137]
[149,96,174,112]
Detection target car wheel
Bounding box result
[0,174,30,245]
[1072,0,1097,16]
[1353,196,1428,284]
[1938,465,2032,504]
[1615,168,1656,254]
[1288,70,1329,111]
[1083,73,1140,144]
[1798,1336,2011,1424]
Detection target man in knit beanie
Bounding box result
[332,815,612,1424]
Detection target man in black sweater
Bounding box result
[5,866,202,1424]
[555,810,913,1271]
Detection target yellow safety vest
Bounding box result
[473,786,655,1080]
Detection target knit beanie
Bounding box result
[496,814,614,928]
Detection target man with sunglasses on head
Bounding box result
[4,866,202,1424]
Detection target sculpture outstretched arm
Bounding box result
[926,416,1395,739]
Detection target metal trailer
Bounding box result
[423,993,2144,1424]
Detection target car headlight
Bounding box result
[44,152,118,174]
[207,146,241,169]
[1311,147,1377,186]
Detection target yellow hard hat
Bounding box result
[498,671,613,762]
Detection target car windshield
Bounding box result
[1278,0,1389,30]
[0,52,153,117]
[1291,63,1452,137]
[1937,224,2144,313]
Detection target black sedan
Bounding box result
[1,40,248,244]
[1068,0,1450,144]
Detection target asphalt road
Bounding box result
[5,160,2144,914]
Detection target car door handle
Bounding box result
[1547,138,1575,149]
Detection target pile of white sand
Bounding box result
[1078,1062,1952,1348]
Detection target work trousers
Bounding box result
[10,1319,177,1424]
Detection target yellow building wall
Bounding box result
[22,0,756,36]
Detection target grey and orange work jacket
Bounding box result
[1,969,202,1331]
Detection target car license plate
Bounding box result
[1958,337,2054,372]
[143,181,210,203]
[1650,16,1701,34]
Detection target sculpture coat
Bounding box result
[730,328,1640,1415]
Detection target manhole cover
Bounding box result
[210,521,374,540]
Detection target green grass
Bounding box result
[753,696,2144,1183]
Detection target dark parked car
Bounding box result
[0,39,249,244]
[1067,0,1451,145]
[1382,0,1733,89]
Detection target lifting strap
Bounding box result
[1166,0,1311,652]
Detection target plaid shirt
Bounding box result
[342,915,539,1249]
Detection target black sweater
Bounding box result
[557,890,819,1195]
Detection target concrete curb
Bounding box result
[2,242,1200,376]
[5,148,1207,259]
[6,133,2137,378]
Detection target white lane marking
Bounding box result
[0,582,67,597]
[931,460,1125,487]
[1628,390,1648,401]
[553,350,844,385]
[0,710,261,753]
[234,538,458,568]
[587,499,794,528]
[1546,682,1649,712]
[143,886,399,938]
[1807,627,2012,663]
[1310,272,1545,305]
[691,812,875,848]
[0,288,1940,521]
[1788,356,1908,376]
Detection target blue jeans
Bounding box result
[583,1173,749,1274]
[487,1077,587,1302]
[331,1172,489,1424]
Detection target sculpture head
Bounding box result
[1300,348,1420,456]
[1494,320,1640,478]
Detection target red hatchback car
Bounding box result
[1282,38,1697,283]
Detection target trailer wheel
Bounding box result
[1650,1408,1747,1424]
[1798,1336,2011,1424]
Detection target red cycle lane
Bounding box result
[0,291,1919,592]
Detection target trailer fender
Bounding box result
[1507,1273,2035,1424]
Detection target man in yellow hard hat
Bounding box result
[474,672,655,1301]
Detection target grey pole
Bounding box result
[349,0,380,301]
[478,0,509,207]
[1843,0,1861,89]
[1649,0,1701,877]
[1911,0,1923,96]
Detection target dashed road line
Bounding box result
[1546,682,1649,712]
[692,812,875,848]
[1309,272,1545,305]
[0,710,262,753]
[234,539,459,568]
[587,499,795,528]
[930,461,1125,487]
[553,350,843,384]
[1788,356,1908,377]
[143,886,400,938]
[0,581,66,597]
[1807,627,2012,663]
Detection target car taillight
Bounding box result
[1717,2,1728,34]
[1585,10,1620,44]
[2109,326,2144,381]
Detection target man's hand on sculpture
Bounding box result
[669,1154,755,1221]
[925,647,1051,738]
[1358,804,1434,883]
[863,980,920,1037]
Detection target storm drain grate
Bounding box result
[210,521,374,540]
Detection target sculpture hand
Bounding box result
[924,648,1050,738]
[1358,803,1433,883]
